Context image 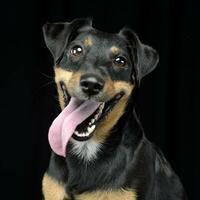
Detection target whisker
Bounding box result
[39,81,55,90]
[33,81,55,97]
[39,71,54,79]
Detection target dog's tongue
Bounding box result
[48,97,100,157]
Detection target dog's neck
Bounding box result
[62,102,144,195]
[67,97,144,163]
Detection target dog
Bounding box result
[42,18,187,200]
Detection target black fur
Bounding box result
[43,18,187,200]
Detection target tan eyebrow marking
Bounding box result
[110,46,120,54]
[84,37,93,46]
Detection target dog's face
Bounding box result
[43,18,158,143]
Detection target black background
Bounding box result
[0,0,199,199]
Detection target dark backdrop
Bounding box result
[0,0,199,199]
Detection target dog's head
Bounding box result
[43,18,158,146]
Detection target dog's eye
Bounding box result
[70,45,83,56]
[113,56,127,67]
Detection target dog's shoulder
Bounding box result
[151,144,187,200]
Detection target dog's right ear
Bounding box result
[43,18,92,63]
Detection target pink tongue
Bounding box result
[48,97,100,157]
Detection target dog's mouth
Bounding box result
[60,81,124,141]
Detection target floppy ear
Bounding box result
[119,27,159,85]
[43,18,92,63]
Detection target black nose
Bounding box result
[80,74,105,96]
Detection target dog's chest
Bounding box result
[70,138,102,162]
[74,190,137,200]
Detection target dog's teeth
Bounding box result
[77,132,82,137]
[85,131,90,137]
[80,133,85,137]
[74,125,96,138]
[95,103,104,118]
[74,131,92,137]
[96,111,102,118]
[81,133,85,137]
[100,103,105,110]
[75,131,83,137]
[87,125,96,134]
[87,127,91,133]
[74,131,79,136]
[91,118,95,123]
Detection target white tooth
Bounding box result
[88,125,96,134]
[84,133,88,137]
[85,131,90,136]
[77,133,82,137]
[77,132,83,137]
[91,118,95,123]
[87,127,92,134]
[100,103,105,110]
[95,114,98,119]
[81,132,85,136]
[96,110,102,119]
[74,131,79,136]
[89,122,92,126]
[91,125,96,131]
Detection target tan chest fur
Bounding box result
[42,174,137,200]
[75,189,137,200]
[42,174,68,200]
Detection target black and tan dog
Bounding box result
[42,18,187,200]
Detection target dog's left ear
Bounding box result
[119,27,159,85]
[43,18,92,63]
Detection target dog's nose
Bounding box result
[80,74,105,96]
